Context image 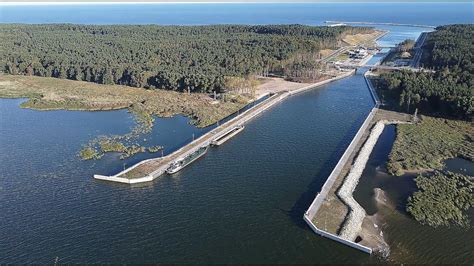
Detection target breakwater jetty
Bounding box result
[304,71,413,254]
[94,70,356,184]
[303,72,380,254]
[325,20,436,29]
[211,125,244,146]
[94,26,386,185]
[337,120,385,241]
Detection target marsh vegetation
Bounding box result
[0,24,378,160]
[0,75,248,128]
[387,116,473,176]
[407,171,473,228]
[0,75,249,160]
[370,25,474,230]
[371,25,473,175]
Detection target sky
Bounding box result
[0,0,472,3]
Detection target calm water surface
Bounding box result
[0,3,473,263]
[1,75,375,263]
[1,3,472,25]
[354,126,474,264]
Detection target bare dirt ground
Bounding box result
[319,48,337,58]
[343,30,385,47]
[255,77,312,98]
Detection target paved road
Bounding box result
[335,63,417,71]
[334,62,434,73]
[411,32,428,68]
[319,46,352,63]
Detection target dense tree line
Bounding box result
[282,52,328,82]
[0,24,370,93]
[421,24,473,71]
[396,39,415,53]
[380,70,473,119]
[407,171,473,228]
[378,24,473,120]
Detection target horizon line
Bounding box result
[0,1,472,6]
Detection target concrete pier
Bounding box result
[94,70,356,184]
[304,69,415,254]
[211,125,244,146]
[302,71,381,254]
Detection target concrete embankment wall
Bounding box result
[303,108,378,254]
[95,91,285,183]
[95,70,355,184]
[365,72,380,104]
[303,71,381,254]
[95,92,283,183]
[303,213,373,253]
[94,174,155,184]
[337,121,385,241]
[288,70,355,95]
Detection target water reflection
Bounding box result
[444,158,474,176]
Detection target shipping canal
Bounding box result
[1,2,472,262]
[1,71,377,263]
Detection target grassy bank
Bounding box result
[0,74,248,159]
[388,115,473,229]
[367,25,474,233]
[387,116,473,176]
[0,74,248,127]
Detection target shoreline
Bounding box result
[92,28,391,250]
[336,120,411,248]
[94,69,356,184]
[337,121,386,241]
[94,27,389,184]
[0,74,250,129]
[304,70,414,254]
[325,21,436,29]
[301,27,433,254]
[303,71,382,254]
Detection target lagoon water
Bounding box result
[354,126,474,264]
[0,2,473,263]
[1,75,375,263]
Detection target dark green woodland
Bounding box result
[0,24,370,93]
[377,24,473,120]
